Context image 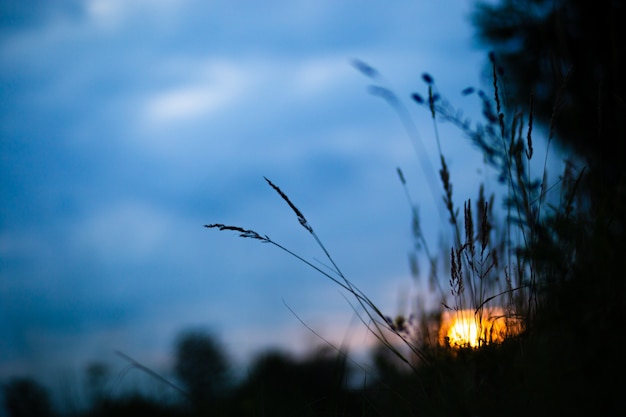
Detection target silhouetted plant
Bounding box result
[173,329,231,412]
[233,348,357,417]
[472,0,626,199]
[3,377,56,417]
[83,392,183,417]
[85,362,110,409]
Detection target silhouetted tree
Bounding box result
[3,377,55,417]
[85,362,110,408]
[472,0,626,188]
[470,4,626,415]
[173,329,230,412]
[83,392,183,417]
[234,348,356,416]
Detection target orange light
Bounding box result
[438,308,521,348]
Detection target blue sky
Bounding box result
[0,0,538,399]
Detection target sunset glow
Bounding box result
[439,308,522,348]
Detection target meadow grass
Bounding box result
[208,53,552,355]
[204,51,626,416]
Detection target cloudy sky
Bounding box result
[0,0,545,400]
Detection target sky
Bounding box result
[0,0,547,405]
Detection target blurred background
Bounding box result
[1,0,532,409]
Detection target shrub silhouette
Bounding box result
[173,329,231,412]
[2,377,55,417]
[82,393,183,417]
[473,0,626,184]
[472,2,625,414]
[233,348,356,417]
[84,362,110,409]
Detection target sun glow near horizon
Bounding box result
[438,308,522,348]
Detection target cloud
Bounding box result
[290,55,354,97]
[72,200,173,263]
[140,59,248,127]
[84,0,184,29]
[127,53,365,164]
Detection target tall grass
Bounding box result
[205,53,618,415]
[209,55,568,347]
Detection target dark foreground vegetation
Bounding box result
[4,0,625,415]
